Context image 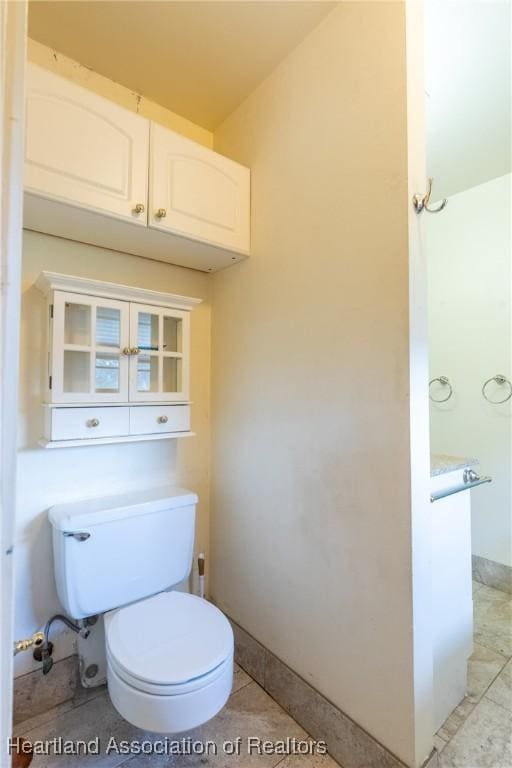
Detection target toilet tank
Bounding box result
[49,486,198,619]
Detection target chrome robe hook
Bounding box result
[413,178,448,214]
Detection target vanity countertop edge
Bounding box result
[431,453,479,477]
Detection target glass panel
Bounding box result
[96,307,120,348]
[163,316,182,353]
[64,302,91,346]
[63,350,90,393]
[163,357,181,393]
[137,354,159,392]
[95,353,120,393]
[138,312,159,352]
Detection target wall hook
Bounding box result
[413,178,448,214]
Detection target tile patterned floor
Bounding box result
[13,664,339,768]
[12,582,512,768]
[437,582,512,767]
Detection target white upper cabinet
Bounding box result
[23,64,251,272]
[25,64,149,225]
[149,123,250,255]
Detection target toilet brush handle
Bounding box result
[198,553,205,599]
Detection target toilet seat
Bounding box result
[105,591,234,733]
[106,591,233,693]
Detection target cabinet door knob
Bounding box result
[155,208,167,219]
[87,418,100,428]
[130,347,140,356]
[132,203,145,214]
[157,415,169,424]
[122,347,131,355]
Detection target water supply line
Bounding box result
[13,631,45,656]
[14,614,89,675]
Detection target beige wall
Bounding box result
[15,231,211,675]
[211,3,420,765]
[27,39,213,148]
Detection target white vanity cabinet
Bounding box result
[430,460,478,732]
[36,272,201,447]
[23,64,250,272]
[25,64,149,226]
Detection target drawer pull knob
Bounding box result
[87,418,100,428]
[157,415,168,424]
[132,203,145,214]
[155,208,167,219]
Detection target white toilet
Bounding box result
[48,486,233,733]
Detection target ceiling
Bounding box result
[426,0,511,199]
[28,1,336,131]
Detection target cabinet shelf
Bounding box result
[40,431,195,450]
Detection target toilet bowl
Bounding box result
[104,591,233,733]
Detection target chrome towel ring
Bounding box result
[429,376,453,403]
[482,375,512,404]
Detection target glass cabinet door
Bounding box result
[128,303,189,402]
[51,291,130,403]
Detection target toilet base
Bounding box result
[107,653,233,733]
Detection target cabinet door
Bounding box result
[149,122,250,254]
[25,64,149,225]
[51,292,130,403]
[129,303,189,402]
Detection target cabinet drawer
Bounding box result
[129,405,190,435]
[50,407,129,441]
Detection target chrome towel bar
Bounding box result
[430,469,492,503]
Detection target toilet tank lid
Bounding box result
[48,486,198,531]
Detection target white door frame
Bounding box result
[0,1,27,764]
[406,1,435,766]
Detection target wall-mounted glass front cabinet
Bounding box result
[36,272,200,447]
[51,293,190,404]
[52,292,130,403]
[129,303,189,402]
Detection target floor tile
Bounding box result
[465,643,508,703]
[473,581,483,596]
[276,754,340,768]
[436,643,506,742]
[439,698,512,767]
[19,680,320,768]
[472,556,512,595]
[485,658,512,713]
[433,735,447,753]
[19,691,153,768]
[437,697,475,743]
[473,586,512,658]
[13,683,106,736]
[232,662,252,694]
[13,655,78,725]
[121,682,313,767]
